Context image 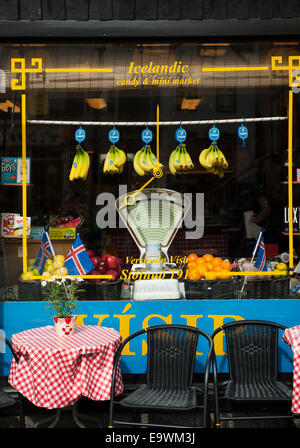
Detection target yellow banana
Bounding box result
[168,148,178,175]
[114,147,126,167]
[133,149,145,176]
[183,148,194,170]
[215,146,228,169]
[139,146,152,173]
[74,149,84,179]
[79,149,90,179]
[199,147,212,169]
[69,150,79,181]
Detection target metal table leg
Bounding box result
[34,401,101,428]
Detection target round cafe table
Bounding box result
[8,325,124,427]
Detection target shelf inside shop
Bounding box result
[281,181,300,184]
[0,183,33,186]
[165,169,235,175]
[281,232,300,235]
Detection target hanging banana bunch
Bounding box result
[168,143,194,175]
[69,146,90,181]
[133,145,163,176]
[103,145,127,174]
[199,142,228,178]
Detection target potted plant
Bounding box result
[42,275,84,337]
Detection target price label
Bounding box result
[142,128,153,144]
[208,125,220,142]
[238,124,248,147]
[238,124,248,140]
[75,127,86,144]
[175,127,187,143]
[109,128,120,144]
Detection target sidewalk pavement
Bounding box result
[1,381,300,429]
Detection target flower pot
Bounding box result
[53,316,76,337]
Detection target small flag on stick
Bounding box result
[34,229,53,274]
[64,234,94,275]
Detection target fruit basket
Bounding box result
[96,280,123,300]
[77,282,97,300]
[184,278,237,299]
[18,280,43,301]
[268,277,290,300]
[239,277,290,300]
[242,278,270,300]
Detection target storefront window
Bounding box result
[0,40,299,300]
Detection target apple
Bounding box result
[106,269,118,282]
[87,249,95,259]
[91,256,102,268]
[101,253,110,262]
[105,255,117,270]
[97,265,106,275]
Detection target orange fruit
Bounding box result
[221,260,232,271]
[204,271,218,280]
[187,261,197,271]
[212,265,222,273]
[196,257,206,265]
[187,270,201,281]
[203,254,214,263]
[206,262,214,271]
[187,253,198,263]
[218,270,232,280]
[212,257,223,266]
[197,264,208,276]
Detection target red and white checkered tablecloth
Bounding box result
[8,325,124,410]
[282,325,300,414]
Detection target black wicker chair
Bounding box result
[210,320,296,427]
[108,324,213,429]
[0,336,25,427]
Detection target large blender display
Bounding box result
[116,188,191,300]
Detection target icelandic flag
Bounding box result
[64,234,94,275]
[34,230,53,274]
[254,234,268,271]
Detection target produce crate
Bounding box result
[79,282,97,300]
[18,280,43,301]
[268,277,290,300]
[96,280,123,300]
[184,279,237,299]
[242,277,290,299]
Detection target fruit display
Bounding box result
[133,145,163,176]
[272,262,288,278]
[49,216,82,228]
[168,144,194,174]
[103,145,126,174]
[69,146,90,181]
[87,250,122,283]
[199,142,228,178]
[186,253,232,281]
[20,254,68,280]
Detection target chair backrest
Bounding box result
[146,325,210,390]
[0,334,19,363]
[212,320,286,383]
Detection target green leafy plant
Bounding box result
[42,276,84,318]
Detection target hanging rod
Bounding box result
[27,116,287,126]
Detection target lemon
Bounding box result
[53,259,64,269]
[46,264,55,274]
[45,258,53,267]
[273,269,285,278]
[276,262,288,271]
[21,271,34,280]
[56,255,65,264]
